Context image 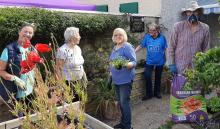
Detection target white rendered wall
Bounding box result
[79,0,161,16]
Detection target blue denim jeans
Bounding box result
[115,82,132,129]
[144,64,163,97]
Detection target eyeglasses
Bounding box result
[149,29,157,32]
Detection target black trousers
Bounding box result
[144,64,164,97]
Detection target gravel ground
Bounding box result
[104,94,171,129]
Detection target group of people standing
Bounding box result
[0,1,210,129]
[111,1,210,129]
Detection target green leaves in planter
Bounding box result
[110,57,129,70]
[206,97,220,113]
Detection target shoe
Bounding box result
[155,94,162,99]
[142,96,152,101]
[114,123,124,129]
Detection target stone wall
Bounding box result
[80,15,159,62]
[131,68,171,104]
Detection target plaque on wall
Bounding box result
[130,16,144,33]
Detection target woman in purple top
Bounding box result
[109,28,136,129]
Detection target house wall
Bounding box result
[80,0,161,16]
[202,14,220,47]
[160,0,219,48]
[160,0,192,40]
[80,0,219,47]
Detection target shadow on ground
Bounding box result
[104,94,170,129]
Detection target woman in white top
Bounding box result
[55,27,87,102]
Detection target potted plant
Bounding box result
[93,78,121,120]
[110,57,129,70]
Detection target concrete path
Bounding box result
[104,94,171,129]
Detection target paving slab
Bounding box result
[104,94,171,129]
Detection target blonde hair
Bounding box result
[112,28,128,43]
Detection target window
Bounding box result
[119,2,138,14]
[96,5,108,12]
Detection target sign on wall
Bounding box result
[130,16,144,33]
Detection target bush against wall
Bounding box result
[0,7,122,51]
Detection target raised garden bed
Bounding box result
[0,102,113,129]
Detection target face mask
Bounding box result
[187,14,198,24]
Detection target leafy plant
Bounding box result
[206,97,220,113]
[3,35,88,129]
[184,47,220,114]
[83,46,111,80]
[110,57,129,70]
[127,33,140,46]
[184,47,220,92]
[92,78,116,118]
[157,121,175,129]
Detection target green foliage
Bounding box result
[184,47,220,92]
[110,56,129,70]
[94,78,116,101]
[0,7,122,51]
[206,97,220,113]
[157,121,175,129]
[93,77,116,116]
[127,33,140,46]
[83,44,112,80]
[136,59,145,68]
[184,47,220,114]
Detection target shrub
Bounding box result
[0,7,122,51]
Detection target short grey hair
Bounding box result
[148,23,160,31]
[112,28,128,43]
[64,27,79,43]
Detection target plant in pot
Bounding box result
[93,77,121,120]
[110,56,129,70]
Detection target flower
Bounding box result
[20,60,36,74]
[35,43,52,53]
[20,52,44,74]
[22,39,31,48]
[27,51,44,63]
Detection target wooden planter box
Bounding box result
[0,102,113,129]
